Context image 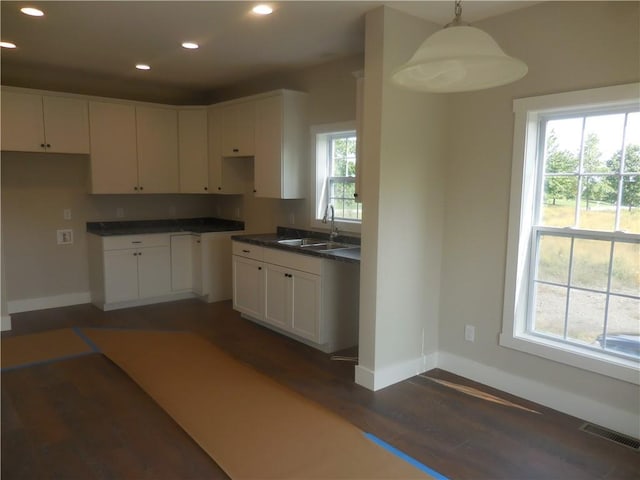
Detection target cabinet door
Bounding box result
[42,96,90,153]
[137,246,172,298]
[170,235,193,292]
[104,249,139,303]
[221,101,255,157]
[89,101,138,193]
[254,95,282,198]
[208,106,246,194]
[264,263,290,330]
[201,232,235,302]
[179,109,209,193]
[1,91,45,152]
[232,256,264,320]
[137,106,179,193]
[290,270,321,341]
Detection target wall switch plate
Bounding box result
[57,229,73,245]
[465,325,475,342]
[63,208,72,220]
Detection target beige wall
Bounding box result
[0,152,219,306]
[439,1,640,436]
[357,7,446,389]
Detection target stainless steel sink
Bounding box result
[302,241,354,251]
[277,238,327,247]
[277,238,355,251]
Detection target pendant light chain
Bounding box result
[455,0,462,21]
[446,0,468,28]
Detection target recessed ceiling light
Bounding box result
[181,42,199,50]
[252,4,273,15]
[20,7,44,17]
[0,41,17,49]
[136,64,151,71]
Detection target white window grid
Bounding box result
[527,107,640,360]
[325,132,361,222]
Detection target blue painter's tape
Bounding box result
[1,351,96,373]
[72,327,101,353]
[363,432,449,480]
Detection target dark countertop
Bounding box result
[86,217,245,236]
[232,227,361,264]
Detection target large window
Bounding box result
[502,84,640,384]
[311,122,362,232]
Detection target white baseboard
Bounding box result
[355,352,438,391]
[100,292,196,311]
[1,314,12,331]
[438,351,640,440]
[7,292,91,314]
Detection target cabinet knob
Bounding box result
[46,144,51,148]
[353,193,359,198]
[134,186,138,191]
[139,186,144,191]
[233,148,239,153]
[253,189,257,193]
[258,266,262,270]
[204,186,208,191]
[218,187,222,191]
[40,143,46,148]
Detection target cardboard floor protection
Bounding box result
[1,328,94,369]
[82,328,433,479]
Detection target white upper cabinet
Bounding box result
[89,101,139,193]
[136,106,179,193]
[1,90,90,154]
[208,106,247,194]
[179,108,209,193]
[89,102,179,194]
[254,90,308,199]
[220,100,255,157]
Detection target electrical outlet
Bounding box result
[57,229,73,245]
[216,205,222,216]
[464,325,475,342]
[169,205,176,216]
[234,207,241,219]
[116,207,124,218]
[63,208,72,220]
[289,213,295,225]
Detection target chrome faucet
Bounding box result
[322,204,339,241]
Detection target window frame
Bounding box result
[500,83,640,385]
[309,121,361,234]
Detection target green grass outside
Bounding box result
[535,203,639,345]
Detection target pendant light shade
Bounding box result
[392,3,528,93]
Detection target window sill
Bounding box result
[499,332,639,385]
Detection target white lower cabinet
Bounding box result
[89,234,172,309]
[89,230,243,311]
[232,241,358,353]
[264,262,321,341]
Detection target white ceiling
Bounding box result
[0,1,539,99]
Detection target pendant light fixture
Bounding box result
[392,1,527,93]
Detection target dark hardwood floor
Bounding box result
[2,299,638,479]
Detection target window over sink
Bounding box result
[310,122,362,233]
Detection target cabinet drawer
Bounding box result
[103,233,171,251]
[263,248,322,275]
[232,241,264,261]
